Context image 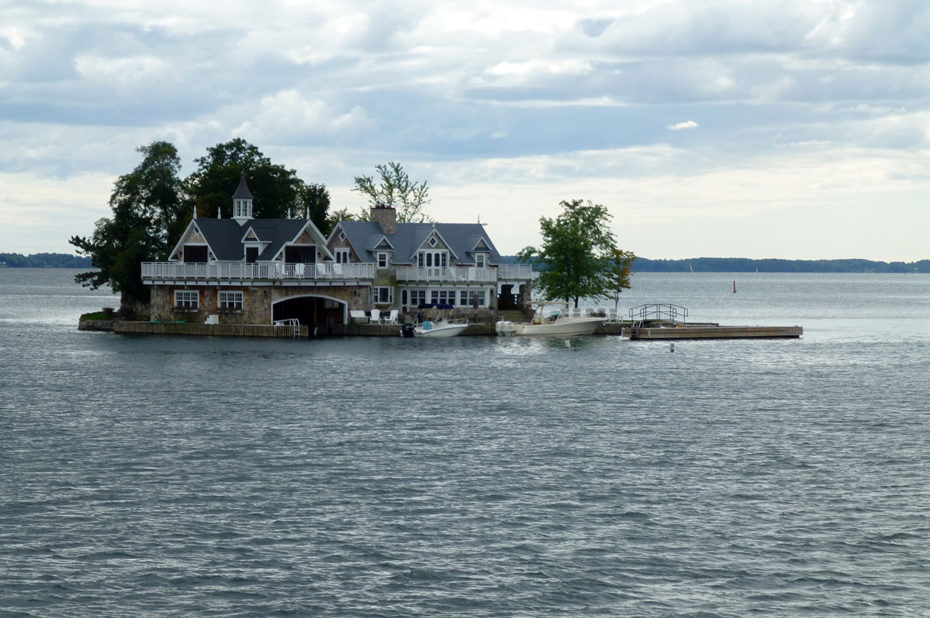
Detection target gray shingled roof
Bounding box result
[232,174,253,200]
[338,221,503,264]
[187,218,312,261]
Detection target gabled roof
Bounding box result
[415,227,459,260]
[169,217,330,262]
[372,236,395,251]
[332,221,503,265]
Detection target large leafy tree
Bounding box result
[519,199,630,308]
[184,138,312,220]
[69,140,183,314]
[71,138,332,314]
[352,161,431,223]
[302,182,332,235]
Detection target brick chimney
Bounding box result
[370,203,397,234]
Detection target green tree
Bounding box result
[302,182,332,235]
[184,138,307,220]
[608,248,637,313]
[324,206,359,232]
[69,141,183,314]
[352,161,431,223]
[518,199,624,308]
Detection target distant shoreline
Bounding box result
[0,252,92,268]
[504,255,930,274]
[4,252,930,273]
[630,257,930,274]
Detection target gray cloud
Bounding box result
[2,0,930,258]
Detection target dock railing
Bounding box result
[141,261,375,282]
[629,303,689,327]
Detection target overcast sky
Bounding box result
[2,0,929,260]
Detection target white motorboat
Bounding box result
[412,319,468,337]
[496,304,604,337]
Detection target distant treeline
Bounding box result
[633,257,930,273]
[500,255,930,273]
[0,252,93,268]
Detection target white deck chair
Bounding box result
[370,309,381,323]
[385,309,399,324]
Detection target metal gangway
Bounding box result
[629,303,688,328]
[273,318,301,338]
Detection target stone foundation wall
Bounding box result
[149,283,372,324]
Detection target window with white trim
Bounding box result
[373,286,393,304]
[174,290,199,310]
[417,251,447,268]
[475,253,486,268]
[335,248,350,264]
[377,252,390,268]
[430,289,455,305]
[459,290,487,307]
[410,289,426,307]
[218,291,243,311]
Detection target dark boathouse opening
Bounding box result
[272,295,346,336]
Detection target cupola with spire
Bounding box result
[232,173,253,224]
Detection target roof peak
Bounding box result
[232,173,253,200]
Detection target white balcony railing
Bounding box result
[141,261,375,282]
[395,266,501,283]
[497,264,534,280]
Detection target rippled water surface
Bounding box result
[2,269,929,616]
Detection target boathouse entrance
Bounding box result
[271,294,347,334]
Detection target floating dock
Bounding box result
[628,324,802,340]
[621,303,801,340]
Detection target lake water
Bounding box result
[2,268,929,616]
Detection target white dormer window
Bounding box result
[335,248,350,264]
[377,252,390,268]
[475,253,486,268]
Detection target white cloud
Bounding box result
[667,120,698,131]
[232,90,372,143]
[0,171,114,253]
[1,0,930,260]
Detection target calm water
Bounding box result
[2,269,929,616]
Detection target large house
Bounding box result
[141,177,533,329]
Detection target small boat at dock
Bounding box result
[496,303,604,337]
[412,319,468,337]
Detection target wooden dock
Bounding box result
[628,324,802,340]
[114,321,309,338]
[111,321,499,338]
[108,319,800,340]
